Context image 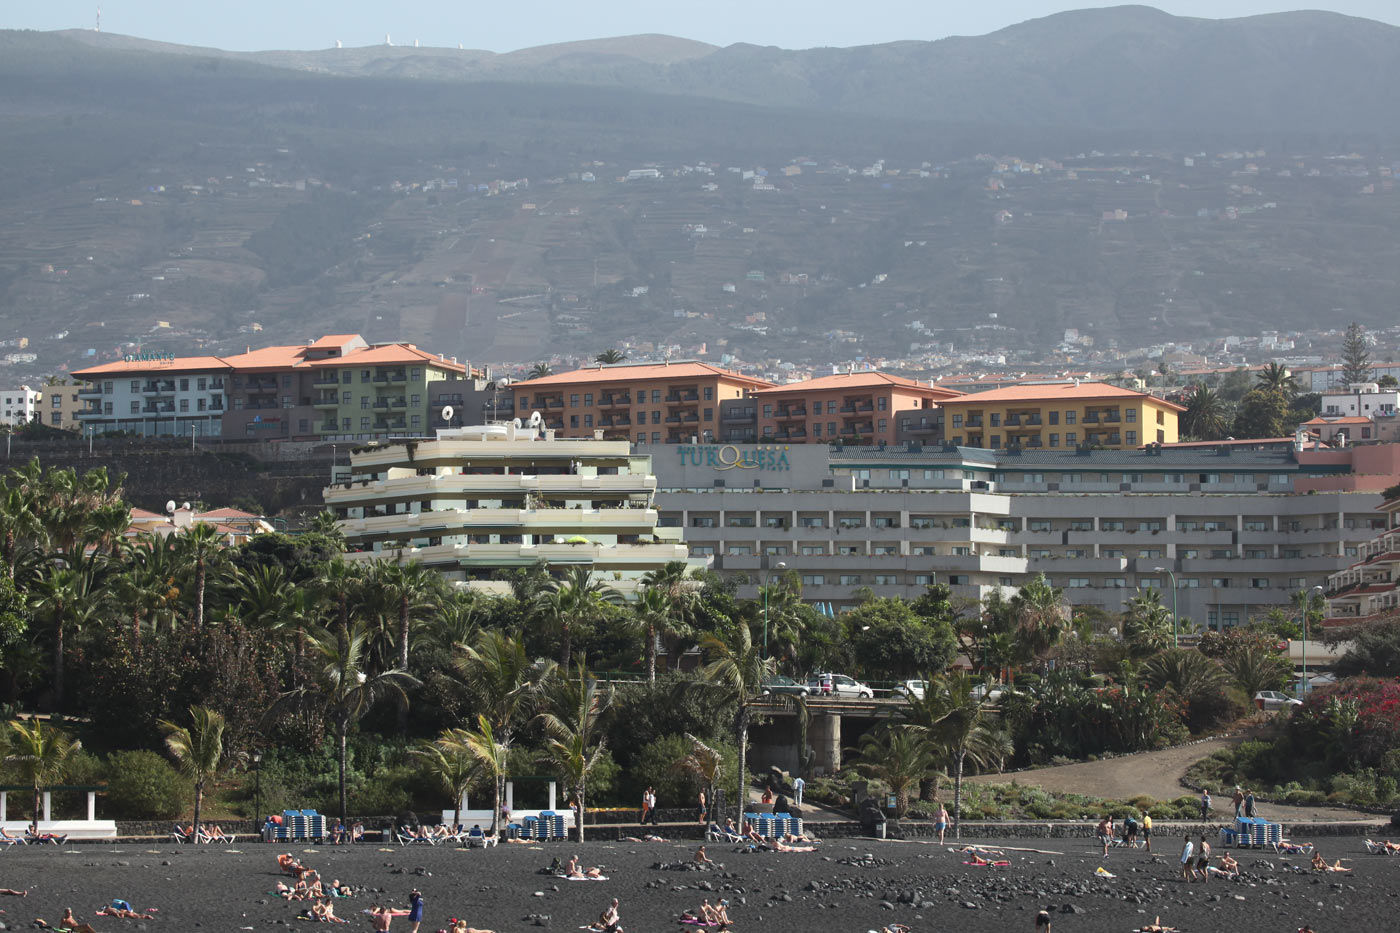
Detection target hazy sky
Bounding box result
[7,1,1399,52]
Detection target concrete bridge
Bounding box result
[748,696,907,778]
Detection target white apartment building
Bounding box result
[73,363,227,437]
[0,386,41,426]
[653,440,1400,627]
[326,421,698,597]
[1324,494,1400,627]
[1319,383,1400,419]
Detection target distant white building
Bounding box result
[0,386,40,426]
[1320,383,1400,418]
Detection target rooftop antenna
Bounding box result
[386,33,393,46]
[335,39,342,48]
[414,38,420,48]
[95,5,100,32]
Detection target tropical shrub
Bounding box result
[104,749,189,820]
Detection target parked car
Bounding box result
[1254,690,1303,711]
[896,679,928,700]
[807,673,875,699]
[760,675,810,697]
[971,683,1006,703]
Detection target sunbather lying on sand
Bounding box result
[98,902,155,919]
[1311,852,1352,873]
[679,898,731,928]
[33,908,98,933]
[772,838,815,852]
[564,855,606,879]
[0,887,27,896]
[1135,918,1178,933]
[448,921,495,933]
[963,852,1011,867]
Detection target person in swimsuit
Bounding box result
[369,904,412,931]
[598,898,622,933]
[448,922,496,933]
[694,845,714,865]
[406,890,425,933]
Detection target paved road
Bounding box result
[968,735,1378,822]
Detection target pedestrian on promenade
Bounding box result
[640,788,652,826]
[935,803,950,844]
[1200,790,1211,821]
[793,775,805,805]
[1244,789,1256,818]
[1231,787,1244,818]
[696,790,707,825]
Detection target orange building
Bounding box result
[749,372,962,445]
[512,361,773,444]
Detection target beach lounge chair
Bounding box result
[0,828,25,846]
[465,825,497,848]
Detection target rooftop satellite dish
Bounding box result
[498,376,511,387]
[182,501,192,511]
[528,410,543,428]
[165,499,177,514]
[441,405,455,424]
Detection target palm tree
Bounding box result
[594,349,627,365]
[115,533,183,646]
[6,719,81,827]
[907,671,1011,838]
[1256,362,1299,398]
[535,567,620,668]
[1142,647,1229,699]
[697,623,773,830]
[306,511,346,549]
[372,560,443,673]
[272,625,417,824]
[160,706,236,843]
[854,726,940,818]
[414,737,478,833]
[630,587,673,682]
[454,631,555,743]
[1122,588,1174,654]
[29,566,104,709]
[536,661,612,842]
[177,522,226,631]
[447,716,510,837]
[1006,574,1066,666]
[1222,643,1293,697]
[527,363,553,380]
[1182,385,1228,440]
[0,482,39,580]
[673,733,726,821]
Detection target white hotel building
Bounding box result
[326,422,697,596]
[651,439,1400,626]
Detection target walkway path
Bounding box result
[967,735,1378,822]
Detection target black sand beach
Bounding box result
[0,834,1392,932]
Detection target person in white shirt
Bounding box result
[1179,837,1195,882]
[793,776,805,805]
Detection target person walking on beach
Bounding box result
[1193,834,1212,882]
[369,904,412,931]
[1199,790,1211,821]
[935,803,950,844]
[1179,836,1195,882]
[1095,816,1114,857]
[1244,789,1256,818]
[1035,909,1053,932]
[697,790,707,824]
[1141,813,1153,853]
[793,775,805,805]
[1231,787,1244,818]
[406,890,425,933]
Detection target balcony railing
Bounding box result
[777,406,807,418]
[313,374,340,386]
[600,394,632,407]
[723,408,756,421]
[966,417,984,427]
[665,391,700,403]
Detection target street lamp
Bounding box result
[253,751,263,833]
[1153,566,1179,647]
[762,560,787,657]
[1303,585,1325,698]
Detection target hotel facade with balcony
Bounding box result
[935,382,1182,451]
[511,361,772,444]
[72,335,472,440]
[1324,492,1400,627]
[325,421,696,596]
[728,371,962,446]
[652,439,1396,622]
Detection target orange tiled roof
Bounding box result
[515,362,772,389]
[221,345,311,370]
[753,371,963,397]
[1304,416,1371,425]
[196,507,261,519]
[937,381,1186,412]
[72,356,229,376]
[309,334,362,349]
[309,344,464,371]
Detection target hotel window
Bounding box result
[1065,432,1077,445]
[636,433,645,444]
[704,387,713,400]
[1210,549,1232,559]
[1141,520,1162,531]
[1125,431,1136,445]
[342,417,351,429]
[813,424,822,436]
[828,422,836,434]
[584,393,593,406]
[951,546,971,556]
[1069,520,1092,531]
[411,394,421,406]
[651,432,660,443]
[1288,576,1307,589]
[1245,549,1267,559]
[915,574,935,585]
[1181,549,1199,559]
[1282,548,1301,559]
[799,517,825,528]
[1029,520,1051,532]
[1139,549,1162,559]
[1156,409,1165,424]
[948,574,970,585]
[1102,549,1124,558]
[1048,411,1059,424]
[913,546,936,556]
[877,396,888,410]
[360,417,371,429]
[1065,411,1076,424]
[361,370,371,382]
[1105,578,1127,588]
[570,394,580,406]
[1126,408,1137,422]
[691,546,714,556]
[802,575,825,585]
[691,516,715,528]
[838,546,860,556]
[873,545,898,555]
[998,548,1017,557]
[990,435,1000,447]
[1222,611,1240,627]
[923,469,944,479]
[361,397,370,409]
[1211,577,1231,588]
[1178,578,1199,588]
[1031,549,1051,558]
[839,575,862,585]
[1049,433,1059,447]
[704,408,713,420]
[878,418,887,432]
[1067,577,1090,588]
[1250,578,1270,589]
[570,416,579,428]
[197,399,206,412]
[726,545,752,556]
[651,389,661,402]
[874,574,897,585]
[129,401,140,414]
[130,380,140,392]
[179,399,189,412]
[763,405,773,417]
[990,413,1000,427]
[410,368,422,380]
[584,415,593,427]
[764,546,788,556]
[343,391,353,404]
[411,415,421,428]
[1101,520,1124,531]
[801,546,825,556]
[652,411,661,424]
[952,414,963,428]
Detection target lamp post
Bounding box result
[980,624,989,678]
[1304,585,1325,698]
[762,560,787,657]
[253,752,263,832]
[1153,566,1179,647]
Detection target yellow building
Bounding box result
[935,382,1181,450]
